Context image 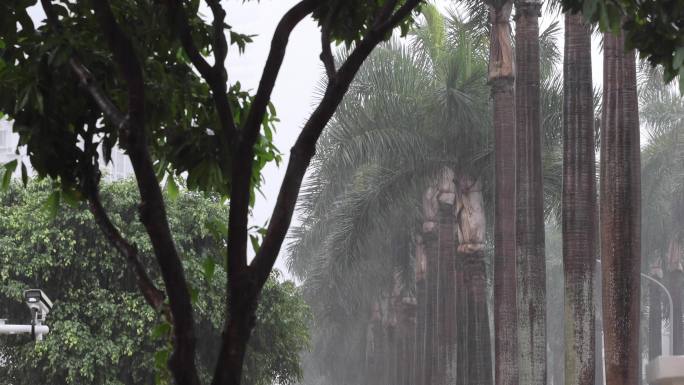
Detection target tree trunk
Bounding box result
[514,3,546,385]
[648,262,663,359]
[415,234,428,385]
[437,168,458,385]
[669,270,684,354]
[489,3,518,385]
[423,186,440,385]
[600,26,641,385]
[562,12,596,385]
[456,176,493,385]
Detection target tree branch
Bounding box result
[90,2,200,385]
[226,0,317,277]
[319,6,337,82]
[250,0,423,288]
[84,174,169,318]
[166,0,235,151]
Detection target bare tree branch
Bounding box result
[89,1,200,384]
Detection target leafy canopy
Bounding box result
[0,179,311,385]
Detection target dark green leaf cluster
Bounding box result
[0,179,310,385]
[312,0,422,46]
[561,0,684,92]
[0,0,279,198]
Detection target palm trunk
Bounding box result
[423,186,440,385]
[562,12,596,385]
[600,26,641,385]
[489,3,518,385]
[667,238,684,355]
[456,176,493,385]
[670,270,684,354]
[648,262,663,359]
[514,3,546,385]
[437,168,458,385]
[415,233,427,385]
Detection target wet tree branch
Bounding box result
[90,1,200,384]
[251,0,423,289]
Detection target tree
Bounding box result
[289,7,566,385]
[0,1,423,384]
[639,63,684,356]
[600,25,641,385]
[289,10,493,384]
[0,180,310,385]
[561,0,684,92]
[487,2,518,385]
[513,2,547,384]
[562,10,597,385]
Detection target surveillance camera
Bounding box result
[24,289,52,323]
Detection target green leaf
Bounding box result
[42,191,60,219]
[151,322,171,339]
[249,234,260,254]
[165,175,179,201]
[154,349,169,368]
[202,258,216,280]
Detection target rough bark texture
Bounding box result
[456,176,493,385]
[600,27,641,385]
[490,4,517,384]
[514,3,546,385]
[562,12,596,385]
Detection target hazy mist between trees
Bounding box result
[0,0,682,385]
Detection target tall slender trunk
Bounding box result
[456,175,493,385]
[670,270,684,354]
[489,3,518,385]
[600,26,641,385]
[423,186,440,385]
[415,234,428,385]
[514,3,546,385]
[437,168,458,385]
[648,262,663,359]
[667,238,684,354]
[562,12,596,385]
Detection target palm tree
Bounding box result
[600,27,641,385]
[487,1,518,385]
[514,1,547,384]
[639,63,684,356]
[289,10,493,385]
[562,11,596,385]
[288,8,565,385]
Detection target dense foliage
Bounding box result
[0,180,310,385]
